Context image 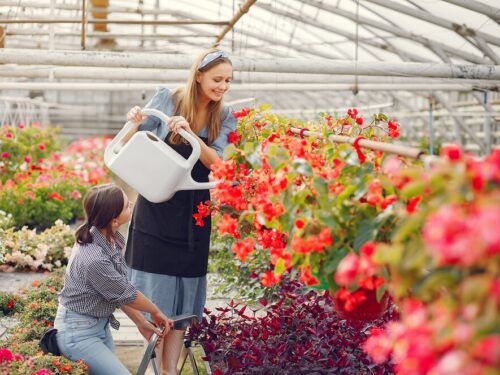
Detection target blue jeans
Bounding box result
[54,305,130,375]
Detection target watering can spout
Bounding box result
[178,174,218,191]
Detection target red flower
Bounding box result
[232,107,251,119]
[7,299,14,310]
[1,151,10,159]
[38,143,46,151]
[406,195,421,213]
[441,144,462,161]
[48,192,64,201]
[387,120,400,138]
[24,155,31,163]
[295,219,305,229]
[347,108,358,119]
[227,131,241,144]
[355,116,364,125]
[5,133,13,138]
[299,265,319,286]
[217,214,240,238]
[260,270,281,286]
[231,238,255,262]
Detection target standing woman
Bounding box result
[124,49,236,374]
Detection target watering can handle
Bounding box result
[140,108,201,169]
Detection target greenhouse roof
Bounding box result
[0,0,499,152]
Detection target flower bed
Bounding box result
[0,123,111,230]
[0,270,89,374]
[0,220,74,271]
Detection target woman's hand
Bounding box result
[127,106,147,126]
[137,320,165,344]
[151,309,173,335]
[168,116,193,135]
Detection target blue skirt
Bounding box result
[128,268,206,327]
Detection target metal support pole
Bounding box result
[213,0,257,47]
[429,98,434,155]
[81,0,86,50]
[484,90,491,154]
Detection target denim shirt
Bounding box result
[139,87,237,157]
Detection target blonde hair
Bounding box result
[170,48,232,146]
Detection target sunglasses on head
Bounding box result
[198,50,230,70]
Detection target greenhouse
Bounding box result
[0,0,499,374]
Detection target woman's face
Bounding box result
[197,62,233,102]
[116,191,133,226]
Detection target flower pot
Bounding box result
[333,288,389,321]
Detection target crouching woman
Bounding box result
[54,183,172,375]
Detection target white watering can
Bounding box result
[104,108,216,203]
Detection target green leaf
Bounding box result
[413,268,461,301]
[274,258,286,275]
[223,144,237,160]
[376,284,387,302]
[400,180,425,199]
[259,103,272,112]
[353,219,378,251]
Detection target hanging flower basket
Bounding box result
[333,287,389,321]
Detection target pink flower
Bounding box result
[472,335,500,365]
[5,133,13,139]
[24,155,31,163]
[33,369,53,375]
[1,151,10,159]
[362,327,393,364]
[70,190,82,199]
[422,205,478,266]
[335,253,360,286]
[0,348,13,362]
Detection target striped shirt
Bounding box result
[58,227,138,329]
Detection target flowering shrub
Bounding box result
[0,220,74,271]
[362,146,500,373]
[0,292,23,317]
[0,135,110,229]
[199,106,404,310]
[0,123,60,183]
[189,278,396,373]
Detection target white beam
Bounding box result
[364,0,500,47]
[301,0,491,64]
[0,82,498,91]
[433,0,500,24]
[3,65,499,84]
[1,49,500,79]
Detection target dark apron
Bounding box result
[125,136,211,277]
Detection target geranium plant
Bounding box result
[198,106,406,314]
[362,146,500,373]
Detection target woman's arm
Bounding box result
[125,290,171,331]
[121,304,167,341]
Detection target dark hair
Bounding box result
[75,183,125,245]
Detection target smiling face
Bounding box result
[196,62,233,102]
